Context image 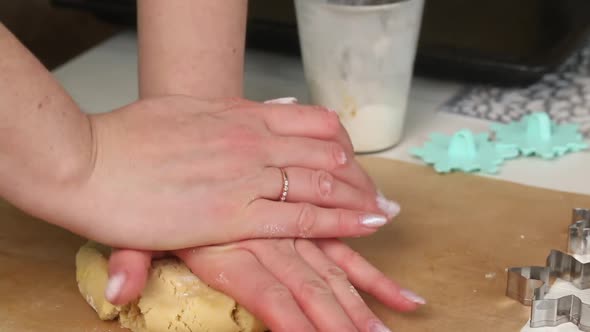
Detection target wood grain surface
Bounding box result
[1,157,589,332]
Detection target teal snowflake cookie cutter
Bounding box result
[411,129,519,174]
[491,112,588,159]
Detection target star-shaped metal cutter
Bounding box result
[506,208,590,331]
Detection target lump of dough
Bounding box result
[76,242,120,320]
[75,242,266,332]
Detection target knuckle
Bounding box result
[311,169,334,200]
[221,97,246,109]
[323,265,348,282]
[309,105,339,131]
[299,278,332,299]
[334,208,349,234]
[297,203,317,237]
[260,283,292,303]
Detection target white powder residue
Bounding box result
[216,272,229,285]
[485,272,497,279]
[85,294,97,311]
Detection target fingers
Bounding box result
[242,199,389,239]
[263,137,394,214]
[226,98,382,204]
[295,240,391,332]
[175,246,316,332]
[264,137,397,216]
[243,240,358,332]
[331,160,380,198]
[256,100,377,194]
[106,249,152,305]
[256,167,380,213]
[315,239,425,312]
[265,135,349,171]
[261,98,356,154]
[257,103,343,142]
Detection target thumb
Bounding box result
[106,249,152,305]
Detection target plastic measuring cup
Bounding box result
[295,0,424,153]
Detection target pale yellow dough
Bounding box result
[75,242,267,332]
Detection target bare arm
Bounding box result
[137,0,248,99]
[0,23,92,221]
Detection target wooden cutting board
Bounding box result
[1,157,589,332]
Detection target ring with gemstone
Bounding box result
[278,168,289,202]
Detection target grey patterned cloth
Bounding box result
[442,38,590,137]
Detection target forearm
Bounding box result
[138,0,248,99]
[0,23,92,220]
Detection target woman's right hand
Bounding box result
[108,239,424,332]
[60,95,399,250]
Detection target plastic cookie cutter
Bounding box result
[410,129,519,174]
[506,208,590,331]
[492,112,588,159]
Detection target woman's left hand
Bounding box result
[106,239,424,332]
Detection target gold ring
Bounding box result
[278,168,289,202]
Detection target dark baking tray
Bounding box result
[414,0,590,86]
[53,0,590,87]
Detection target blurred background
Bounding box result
[0,0,120,69]
[5,0,590,84]
[2,0,590,137]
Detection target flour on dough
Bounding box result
[75,242,267,332]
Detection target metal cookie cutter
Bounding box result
[506,208,590,331]
[569,208,590,255]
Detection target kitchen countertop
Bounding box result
[47,31,590,332]
[53,31,590,195]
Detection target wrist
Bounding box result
[0,109,96,229]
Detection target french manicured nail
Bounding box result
[376,191,400,219]
[105,272,126,303]
[360,214,388,228]
[264,97,298,104]
[400,289,426,305]
[369,321,393,332]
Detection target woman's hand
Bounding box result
[108,239,424,332]
[65,96,398,250]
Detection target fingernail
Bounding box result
[369,320,392,332]
[337,151,348,165]
[360,214,388,228]
[376,191,401,219]
[319,174,333,196]
[264,97,298,104]
[105,272,126,303]
[400,289,426,305]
